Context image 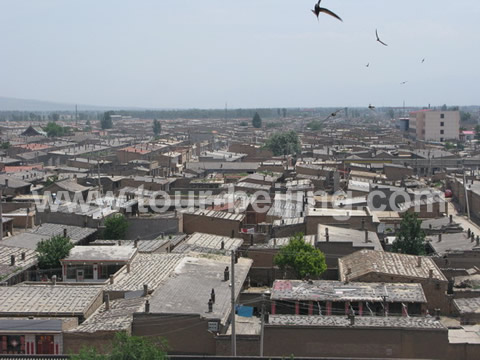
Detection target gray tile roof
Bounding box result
[104,253,184,292]
[271,280,427,303]
[338,250,448,282]
[268,315,445,329]
[173,232,243,254]
[0,245,37,282]
[0,286,102,316]
[453,297,480,314]
[68,296,145,333]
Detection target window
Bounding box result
[440,121,444,126]
[0,335,25,354]
[36,335,54,355]
[440,114,445,119]
[440,138,444,142]
[440,130,444,135]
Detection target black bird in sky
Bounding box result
[323,109,343,121]
[400,81,408,85]
[368,104,376,110]
[311,1,343,22]
[366,63,370,67]
[375,29,388,46]
[421,58,425,63]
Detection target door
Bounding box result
[76,269,84,282]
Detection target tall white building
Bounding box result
[409,110,459,142]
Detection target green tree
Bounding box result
[101,111,114,130]
[103,214,129,240]
[72,332,168,360]
[239,121,248,126]
[44,122,67,137]
[307,120,322,131]
[264,130,301,156]
[475,125,480,140]
[274,233,327,279]
[153,119,161,136]
[252,112,262,128]
[36,235,74,270]
[49,113,60,122]
[460,111,472,123]
[1,141,10,150]
[392,212,426,255]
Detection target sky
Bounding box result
[1,0,479,109]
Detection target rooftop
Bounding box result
[268,315,445,329]
[105,253,184,292]
[0,285,102,317]
[182,209,245,222]
[338,250,447,283]
[271,280,426,303]
[0,245,37,282]
[427,232,480,255]
[148,253,252,325]
[453,297,480,315]
[173,232,243,254]
[317,224,382,251]
[62,245,137,263]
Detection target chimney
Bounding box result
[231,230,234,239]
[447,280,454,295]
[468,228,471,238]
[365,230,369,243]
[429,269,433,279]
[273,238,277,247]
[51,275,57,286]
[211,288,215,304]
[325,227,329,242]
[63,228,67,237]
[220,240,224,250]
[434,308,440,320]
[250,234,254,246]
[21,252,25,261]
[208,298,213,313]
[109,275,114,284]
[143,284,149,297]
[449,215,453,224]
[10,255,15,266]
[105,294,110,311]
[134,236,139,248]
[224,266,229,281]
[476,236,479,247]
[127,263,131,273]
[438,234,442,242]
[348,308,355,326]
[417,257,422,267]
[145,300,150,313]
[4,179,8,188]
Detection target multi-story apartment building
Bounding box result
[409,110,459,142]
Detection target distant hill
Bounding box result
[0,97,146,112]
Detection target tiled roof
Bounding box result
[338,250,447,282]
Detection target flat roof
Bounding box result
[0,286,102,317]
[317,225,382,251]
[148,254,252,325]
[63,245,137,263]
[268,315,445,329]
[427,232,480,255]
[183,209,245,222]
[271,280,426,303]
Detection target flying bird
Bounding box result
[368,104,376,110]
[323,109,343,122]
[421,58,425,63]
[311,1,343,22]
[366,63,370,67]
[400,81,408,85]
[375,29,388,46]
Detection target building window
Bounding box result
[440,122,444,126]
[440,130,444,135]
[440,114,445,119]
[36,335,55,354]
[0,335,25,354]
[440,138,444,142]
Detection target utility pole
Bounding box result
[260,293,266,356]
[0,188,3,241]
[463,163,470,220]
[230,250,236,356]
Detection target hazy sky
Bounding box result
[1,0,479,109]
